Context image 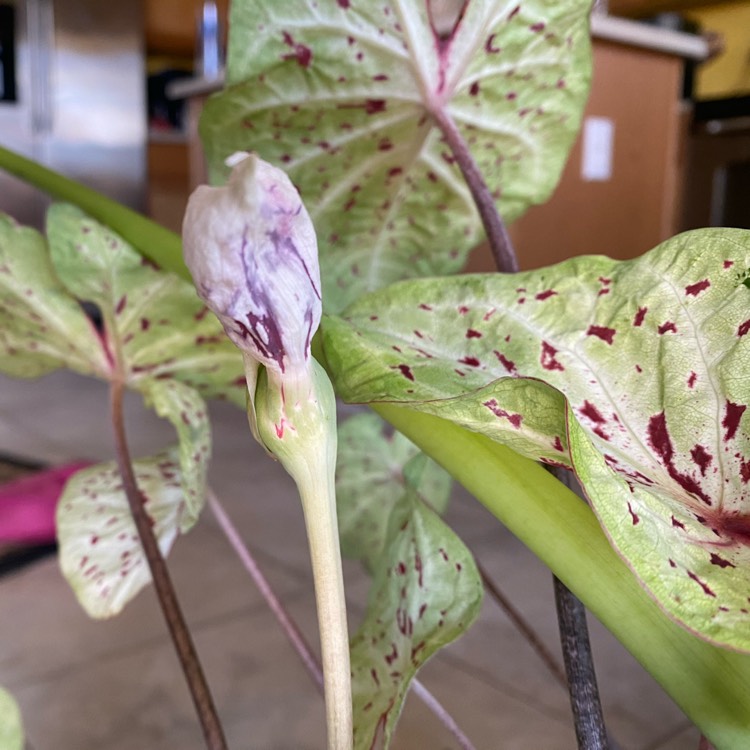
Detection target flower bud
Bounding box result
[182,152,321,379]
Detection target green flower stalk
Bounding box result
[182,152,352,750]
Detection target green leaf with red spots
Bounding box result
[200,0,592,312]
[57,446,200,619]
[324,308,569,468]
[0,213,109,379]
[0,686,23,750]
[139,380,211,528]
[336,412,451,572]
[3,208,227,618]
[46,204,246,405]
[350,489,482,750]
[324,228,750,651]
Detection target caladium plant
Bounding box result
[4,0,750,747]
[200,0,593,311]
[322,227,750,653]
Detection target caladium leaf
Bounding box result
[0,686,23,750]
[0,213,109,379]
[139,380,211,528]
[324,311,569,467]
[350,491,482,750]
[324,228,750,651]
[57,447,198,618]
[200,0,592,312]
[336,412,451,572]
[46,204,245,405]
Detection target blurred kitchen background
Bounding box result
[0,0,748,263]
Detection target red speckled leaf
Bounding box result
[201,0,592,311]
[324,228,750,650]
[0,213,108,379]
[350,490,482,749]
[323,306,569,467]
[139,380,211,527]
[57,448,197,619]
[336,412,451,573]
[46,204,245,405]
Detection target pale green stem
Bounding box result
[295,452,353,750]
[373,403,750,750]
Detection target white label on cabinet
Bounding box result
[581,117,614,182]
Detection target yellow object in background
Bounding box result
[686,0,750,99]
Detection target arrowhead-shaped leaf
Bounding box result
[0,686,23,750]
[0,213,109,378]
[57,447,200,618]
[336,412,451,572]
[46,204,245,405]
[324,228,750,651]
[350,491,482,750]
[200,0,592,312]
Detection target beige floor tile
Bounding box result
[14,601,326,750]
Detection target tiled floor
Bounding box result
[0,370,698,749]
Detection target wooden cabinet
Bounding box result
[145,0,229,56]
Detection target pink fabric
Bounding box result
[0,461,92,544]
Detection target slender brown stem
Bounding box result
[477,561,567,688]
[550,466,610,750]
[430,107,519,274]
[208,490,476,749]
[109,380,227,750]
[698,736,716,750]
[554,575,610,750]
